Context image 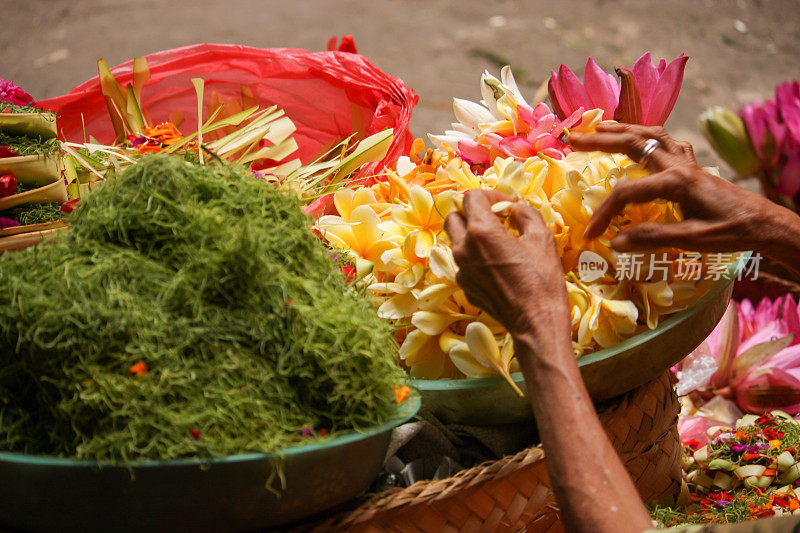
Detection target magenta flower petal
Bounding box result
[539,147,565,159]
[775,151,800,198]
[456,140,491,165]
[736,369,800,415]
[581,57,620,120]
[780,296,800,346]
[532,133,561,152]
[554,107,585,132]
[498,136,536,159]
[634,53,689,126]
[527,114,558,138]
[678,415,722,446]
[548,64,593,120]
[548,59,620,121]
[776,81,800,142]
[0,77,34,107]
[709,302,740,388]
[0,217,19,229]
[631,52,659,114]
[516,104,538,128]
[737,320,788,355]
[741,103,769,162]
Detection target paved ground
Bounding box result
[1,0,799,170]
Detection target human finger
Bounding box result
[595,122,681,152]
[462,189,508,229]
[444,211,468,247]
[508,202,547,237]
[569,132,673,170]
[611,220,715,252]
[584,169,684,239]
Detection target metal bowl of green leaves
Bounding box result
[417,257,748,425]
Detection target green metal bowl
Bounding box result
[0,394,419,532]
[417,256,749,425]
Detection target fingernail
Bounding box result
[611,234,631,252]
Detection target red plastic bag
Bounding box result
[39,43,417,176]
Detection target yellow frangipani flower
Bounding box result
[448,323,523,395]
[316,204,398,276]
[391,185,459,258]
[332,187,378,222]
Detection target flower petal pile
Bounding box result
[316,67,718,383]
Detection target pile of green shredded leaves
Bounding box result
[0,131,60,156]
[0,154,407,463]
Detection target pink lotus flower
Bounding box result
[739,81,800,202]
[548,52,688,127]
[741,99,785,172]
[548,58,620,122]
[0,78,34,107]
[676,295,800,415]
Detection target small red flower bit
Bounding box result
[0,146,19,158]
[0,174,17,198]
[190,428,202,440]
[60,198,80,213]
[341,265,357,282]
[393,385,411,403]
[128,361,148,376]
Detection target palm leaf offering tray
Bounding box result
[0,97,68,237]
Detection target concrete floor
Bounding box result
[1,0,799,170]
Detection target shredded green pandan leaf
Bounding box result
[3,202,63,225]
[0,154,407,462]
[0,131,60,156]
[0,101,45,114]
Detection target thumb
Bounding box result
[612,220,709,252]
[509,202,546,236]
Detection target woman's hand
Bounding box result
[569,122,797,257]
[444,189,571,349]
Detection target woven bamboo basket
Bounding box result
[297,371,681,532]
